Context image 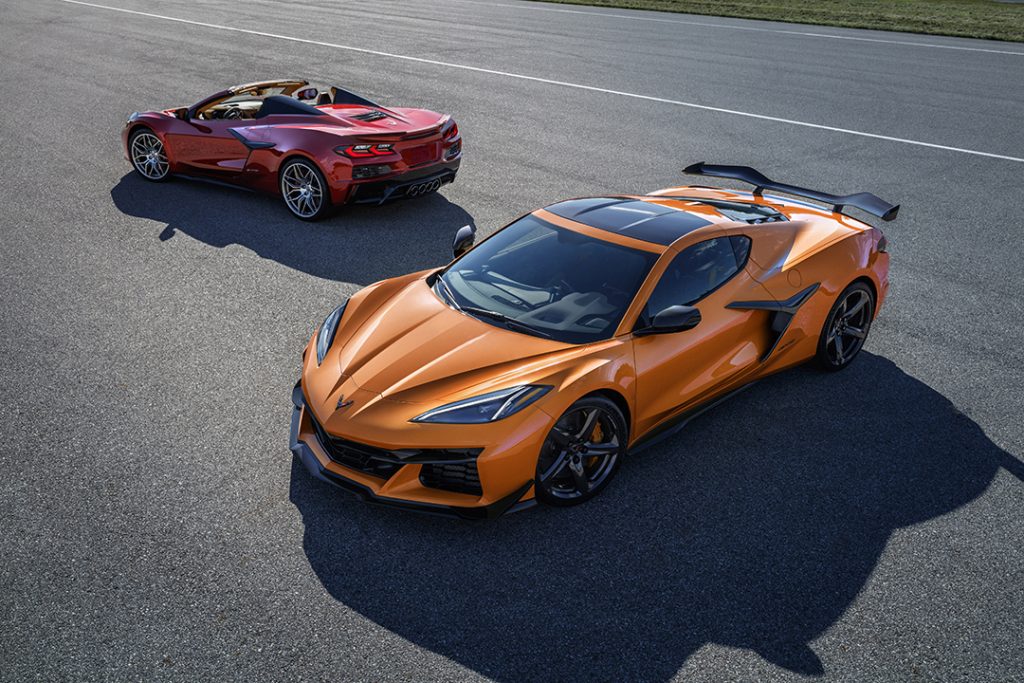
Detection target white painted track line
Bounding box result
[62,0,1024,163]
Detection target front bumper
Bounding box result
[289,383,535,519]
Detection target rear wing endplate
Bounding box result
[683,162,899,222]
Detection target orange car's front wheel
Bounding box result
[535,396,627,506]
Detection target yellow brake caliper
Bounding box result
[588,421,604,466]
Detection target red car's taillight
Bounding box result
[444,139,462,160]
[443,121,459,140]
[336,143,395,158]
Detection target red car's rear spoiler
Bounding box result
[683,162,899,222]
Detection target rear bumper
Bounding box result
[289,383,534,520]
[343,159,460,205]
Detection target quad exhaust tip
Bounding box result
[407,178,443,197]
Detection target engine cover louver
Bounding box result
[351,110,389,122]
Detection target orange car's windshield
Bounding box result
[437,215,658,344]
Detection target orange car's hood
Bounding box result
[334,277,572,403]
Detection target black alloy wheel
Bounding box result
[816,281,875,371]
[535,396,627,506]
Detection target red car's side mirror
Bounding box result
[172,107,189,120]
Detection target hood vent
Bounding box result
[351,110,389,122]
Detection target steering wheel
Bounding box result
[490,283,534,310]
[551,279,574,301]
[480,274,536,310]
[222,107,243,120]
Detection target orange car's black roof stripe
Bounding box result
[533,209,666,254]
[544,197,713,246]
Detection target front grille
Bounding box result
[307,409,402,479]
[305,403,481,486]
[351,110,389,122]
[420,461,483,496]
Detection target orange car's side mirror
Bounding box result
[452,224,476,259]
[635,305,702,336]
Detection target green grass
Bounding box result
[527,0,1024,42]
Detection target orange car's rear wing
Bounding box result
[683,162,900,222]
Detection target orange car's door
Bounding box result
[630,235,775,439]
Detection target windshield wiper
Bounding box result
[461,306,552,339]
[433,275,462,312]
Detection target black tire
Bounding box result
[815,281,875,371]
[535,395,628,507]
[128,127,171,182]
[279,158,332,221]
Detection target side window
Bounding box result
[730,235,751,267]
[642,236,751,320]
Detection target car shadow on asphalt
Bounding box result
[110,173,475,284]
[288,352,1023,681]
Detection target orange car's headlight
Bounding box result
[410,385,552,424]
[315,301,348,365]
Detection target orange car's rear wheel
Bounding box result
[816,281,875,371]
[535,396,627,506]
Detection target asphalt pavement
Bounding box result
[1,0,1022,680]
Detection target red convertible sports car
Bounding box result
[122,79,462,219]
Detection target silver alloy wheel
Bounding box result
[537,406,621,501]
[281,161,324,218]
[826,288,872,366]
[130,131,169,180]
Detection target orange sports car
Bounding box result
[290,163,897,518]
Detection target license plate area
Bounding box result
[402,143,438,167]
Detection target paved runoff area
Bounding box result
[2,0,1022,680]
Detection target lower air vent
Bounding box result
[420,461,483,496]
